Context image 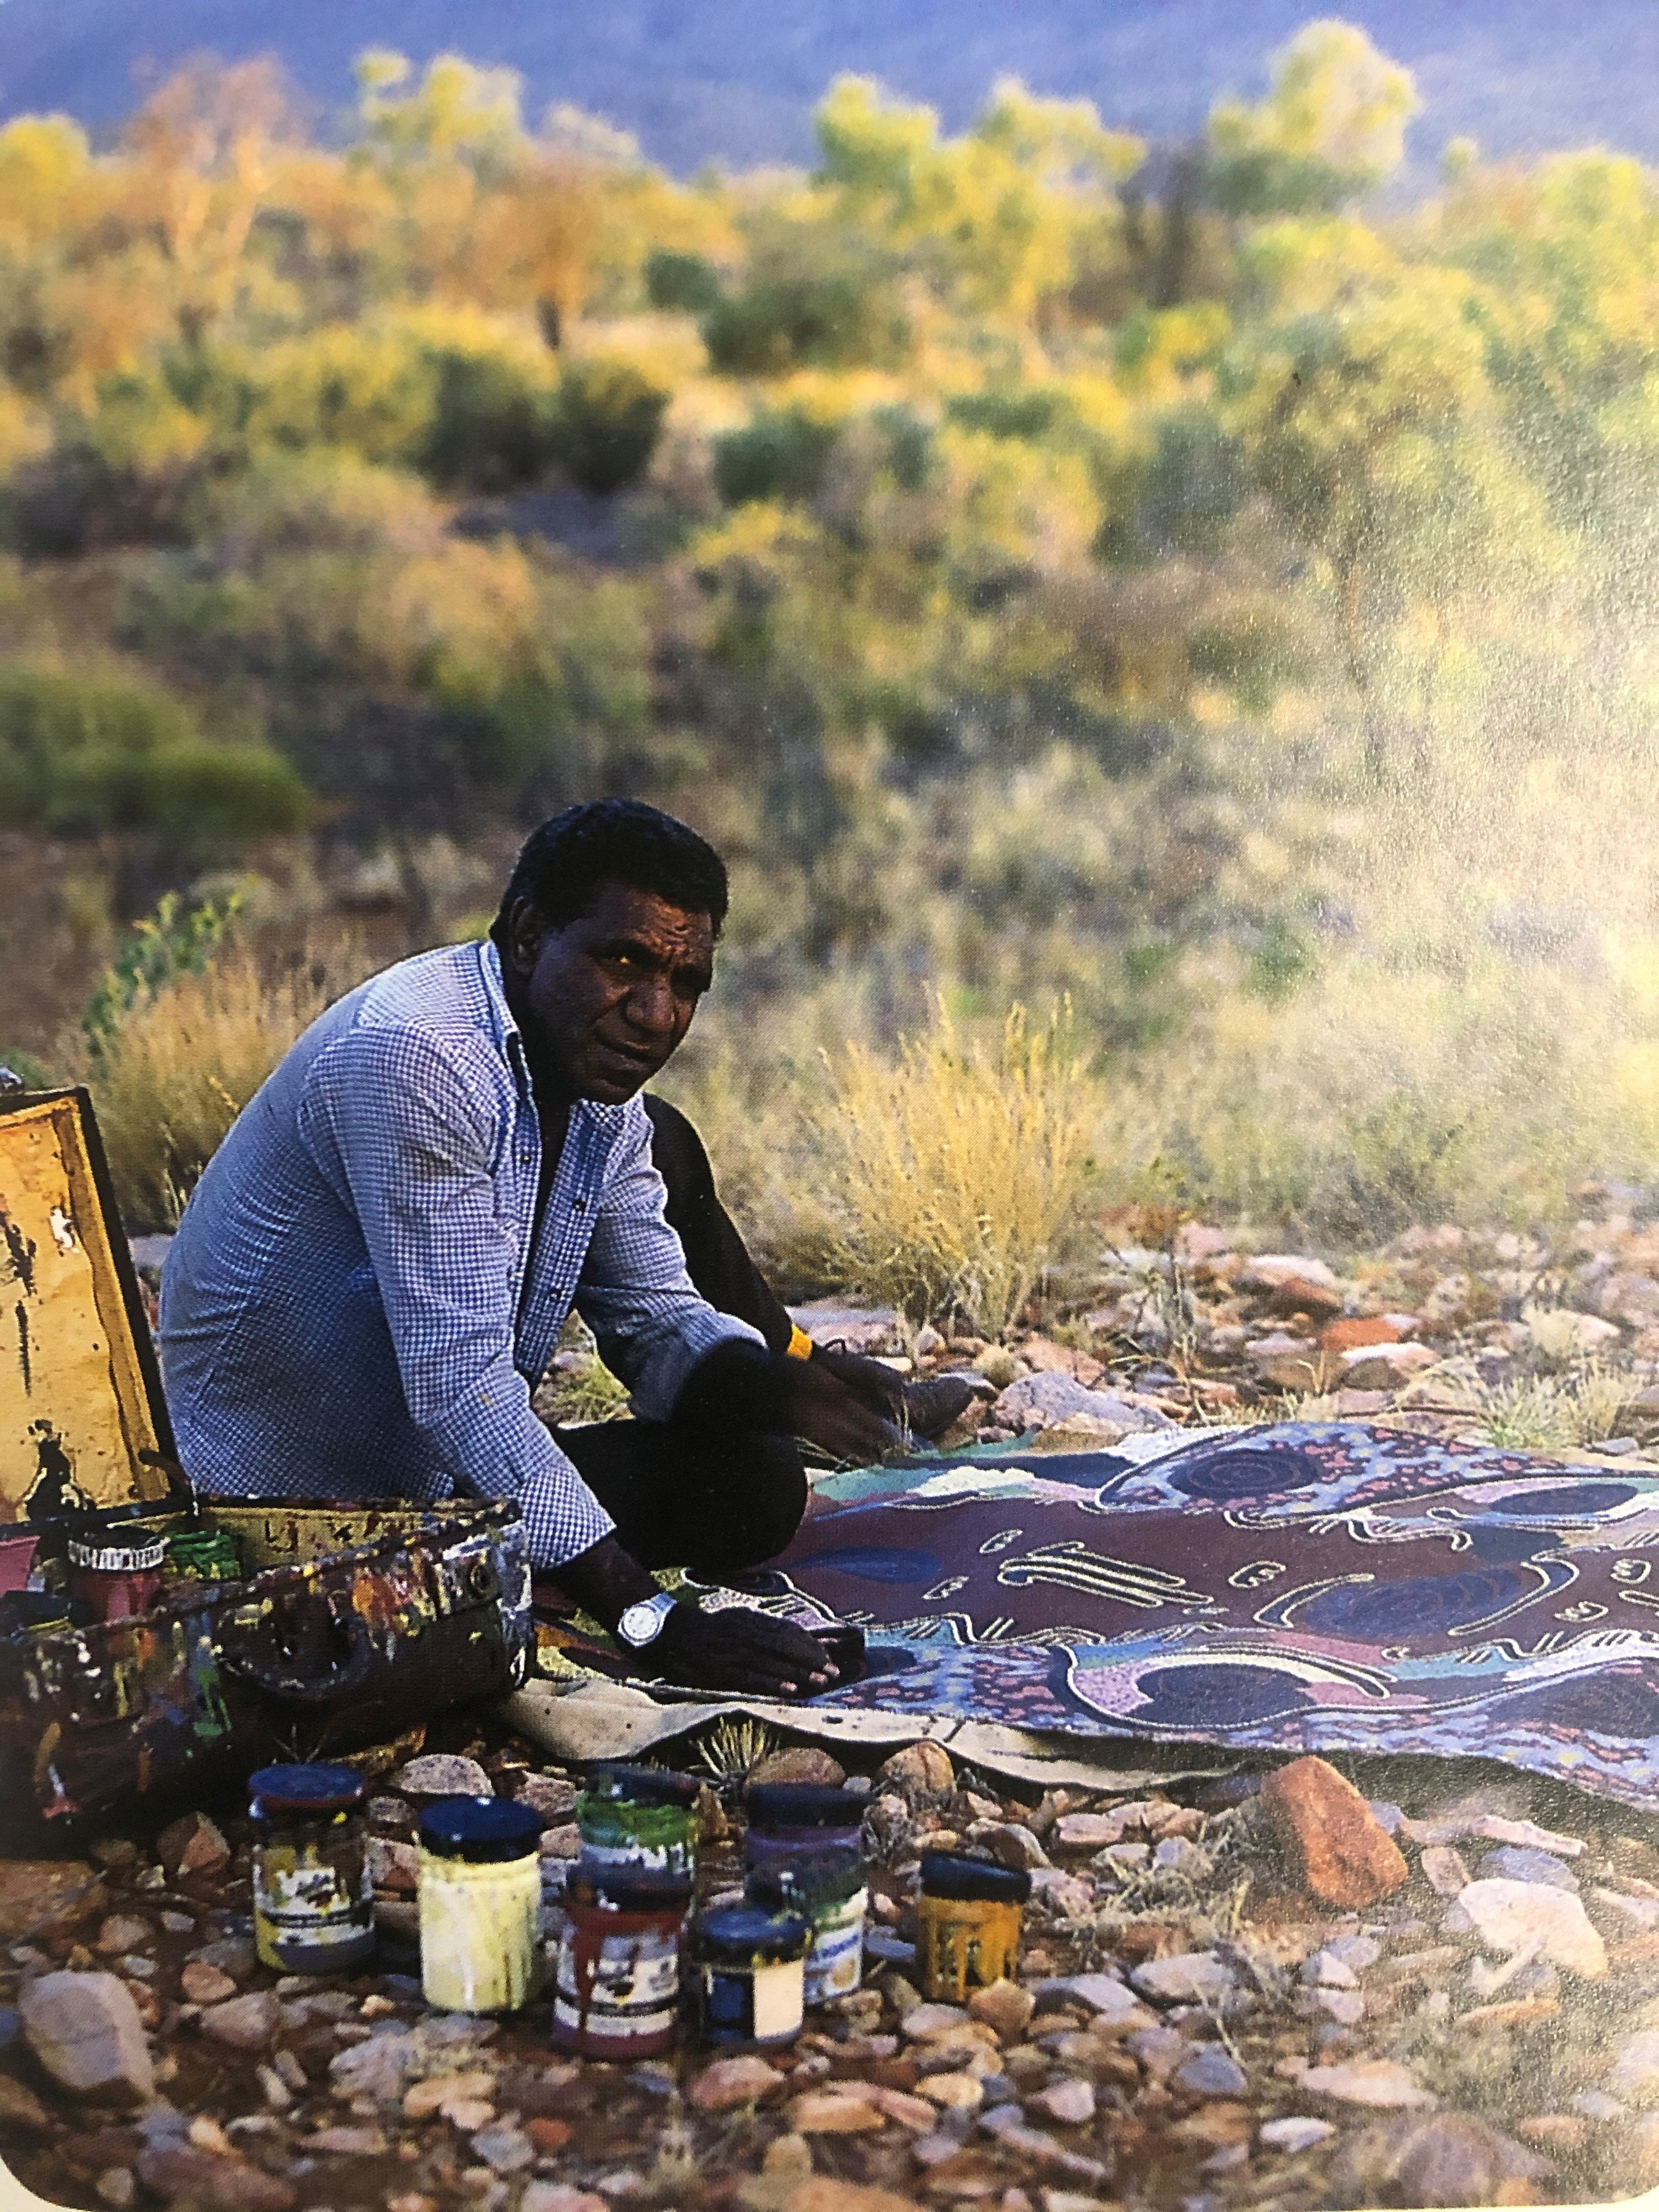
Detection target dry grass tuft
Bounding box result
[81,941,363,1231]
[811,997,1098,1338]
[1477,1361,1635,1452]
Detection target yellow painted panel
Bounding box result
[0,1094,162,1521]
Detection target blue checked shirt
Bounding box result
[159,940,762,1567]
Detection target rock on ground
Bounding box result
[1328,2112,1553,2207]
[155,1812,230,1882]
[20,1971,155,2103]
[1261,1754,1409,1906]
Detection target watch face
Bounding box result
[619,1597,669,1647]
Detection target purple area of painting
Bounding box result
[766,1423,1659,1809]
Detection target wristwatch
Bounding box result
[616,1592,678,1649]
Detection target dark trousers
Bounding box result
[551,1097,806,1576]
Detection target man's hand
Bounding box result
[651,1603,845,1698]
[783,1355,906,1464]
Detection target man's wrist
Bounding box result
[545,1532,659,1634]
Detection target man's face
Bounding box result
[506,879,715,1104]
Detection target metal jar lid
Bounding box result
[66,1534,166,1572]
[419,1795,542,1863]
[745,1783,863,1832]
[249,1763,368,1818]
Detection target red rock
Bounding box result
[136,2146,296,2211]
[198,1991,281,2050]
[1020,1337,1105,1385]
[0,1861,108,1940]
[1320,1315,1404,1355]
[877,1741,953,1792]
[687,2055,781,2111]
[525,2117,574,2153]
[179,1961,238,2006]
[156,1812,231,1882]
[1260,1756,1408,1908]
[1268,1277,1345,1323]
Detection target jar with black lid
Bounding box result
[417,1795,543,2013]
[249,1763,374,1974]
[747,1843,866,2004]
[577,1762,701,1877]
[689,1903,811,2048]
[916,1849,1031,2001]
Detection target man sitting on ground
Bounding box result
[160,801,958,1698]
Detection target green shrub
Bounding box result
[420,347,560,492]
[946,390,1068,442]
[644,250,724,315]
[0,667,311,840]
[703,271,909,376]
[549,358,670,495]
[713,409,839,505]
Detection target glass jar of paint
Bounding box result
[689,1903,811,2049]
[551,1864,690,2058]
[575,1762,701,1877]
[248,1763,374,1974]
[915,1850,1030,2002]
[417,1795,543,2013]
[743,1783,864,1873]
[747,1845,866,2005]
[65,1531,166,1622]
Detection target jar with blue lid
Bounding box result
[249,1763,374,1974]
[417,1795,543,2013]
[689,1903,811,2049]
[747,1846,866,2004]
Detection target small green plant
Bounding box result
[695,1715,781,1786]
[82,890,245,1057]
[544,1353,631,1426]
[713,408,840,507]
[1479,1362,1633,1451]
[815,997,1097,1338]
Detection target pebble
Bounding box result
[190,1937,257,1980]
[918,2071,984,2110]
[1302,2059,1436,2109]
[403,2070,494,2120]
[1420,1846,1472,1897]
[1174,2047,1249,2097]
[748,1746,847,1786]
[199,1991,281,2050]
[974,1821,1050,1870]
[1037,1975,1144,2023]
[1260,1756,1409,1907]
[515,1774,578,1823]
[329,2030,416,2101]
[1454,1877,1607,1978]
[0,1860,108,1942]
[180,1961,238,2006]
[687,2054,781,2110]
[1153,1836,1210,1875]
[94,2170,135,2209]
[0,2074,52,2130]
[95,1915,151,1955]
[790,2089,885,2132]
[156,1812,231,1882]
[1052,1813,1125,1852]
[968,1980,1036,2039]
[1259,2116,1335,2153]
[309,2125,388,2154]
[391,1753,492,1796]
[1481,1844,1578,1891]
[136,2145,297,2210]
[1032,2078,1096,2124]
[1130,1952,1234,2005]
[20,1970,156,2102]
[1328,2112,1549,2207]
[902,2002,968,2039]
[471,2121,534,2173]
[877,1742,955,1793]
[521,2191,608,2212]
[1607,2031,1659,2102]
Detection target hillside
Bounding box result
[3,0,1659,173]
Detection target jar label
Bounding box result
[253,1847,372,1965]
[554,1925,680,2042]
[804,1889,866,2004]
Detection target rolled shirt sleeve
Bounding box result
[296,1024,617,1567]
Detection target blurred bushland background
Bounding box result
[5,19,1659,1321]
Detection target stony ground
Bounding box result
[8,1722,1659,2212]
[14,1198,1659,2212]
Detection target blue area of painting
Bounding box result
[1486,1483,1638,1519]
[1121,1662,1318,1727]
[1166,1447,1318,1502]
[857,1645,921,1678]
[1291,1561,1568,1639]
[976,1451,1135,1488]
[787,1545,943,1585]
[1498,1663,1659,1738]
[1465,1522,1556,1564]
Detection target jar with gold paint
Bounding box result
[915,1850,1030,2002]
[417,1796,543,2013]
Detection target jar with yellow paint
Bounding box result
[915,1850,1030,2002]
[417,1796,543,2013]
[249,1763,374,1974]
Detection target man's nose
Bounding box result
[623,975,678,1034]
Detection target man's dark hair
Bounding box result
[490,799,729,949]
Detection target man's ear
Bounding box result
[504,898,545,978]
